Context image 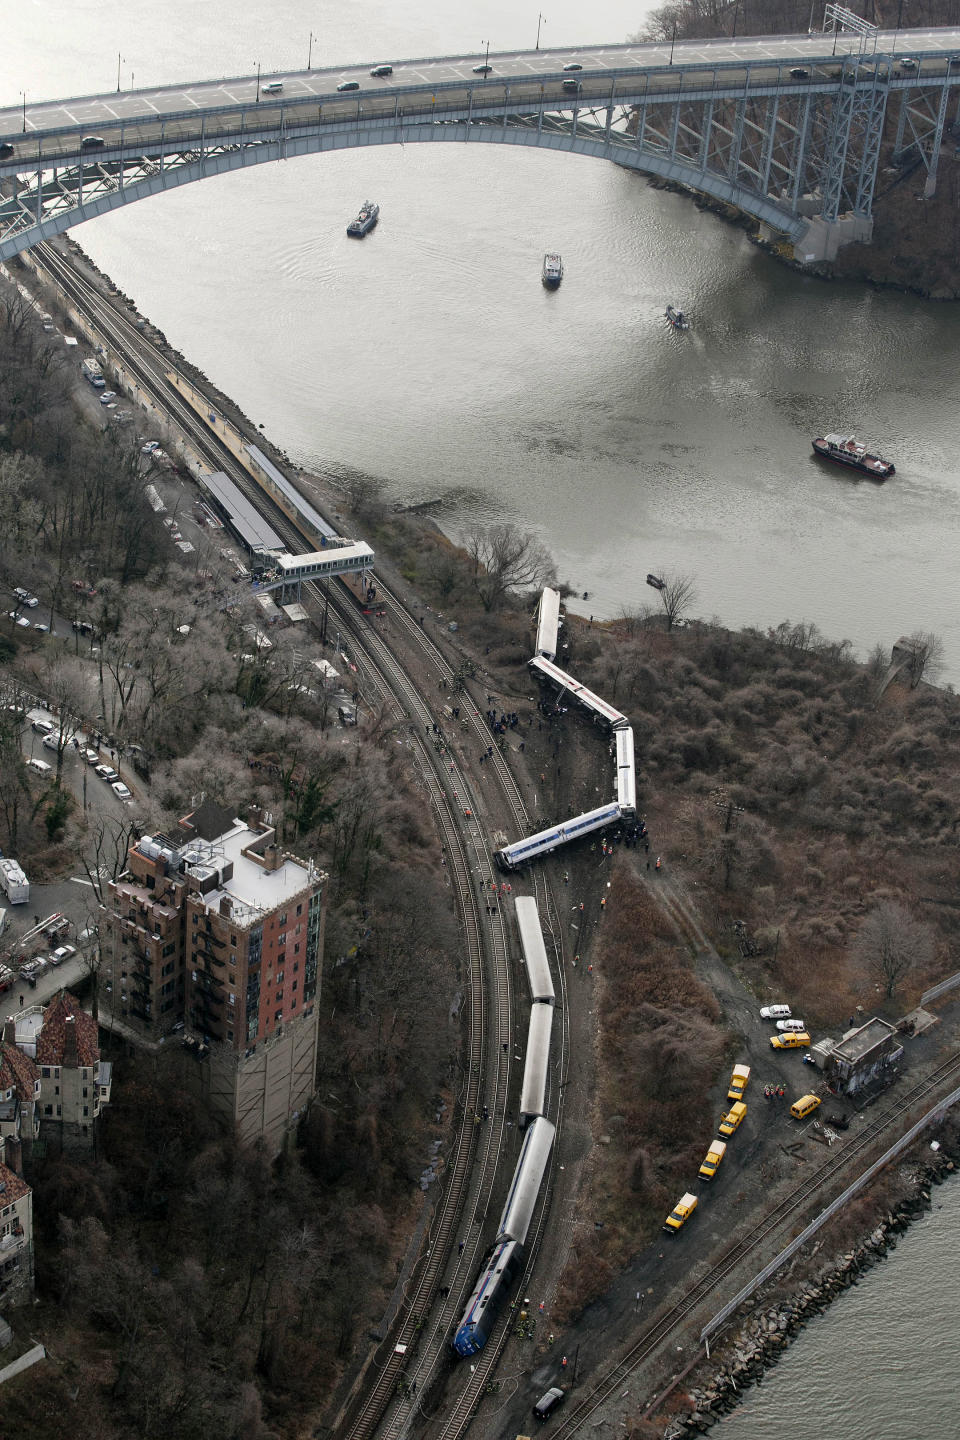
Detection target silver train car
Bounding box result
[534,587,562,662]
[528,654,628,732]
[519,1003,554,1127]
[615,725,637,817]
[497,1115,556,1247]
[514,896,555,1005]
[495,802,622,872]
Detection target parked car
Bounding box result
[31,718,55,736]
[533,1387,565,1420]
[698,1139,727,1181]
[95,764,119,782]
[112,781,132,801]
[9,612,31,628]
[776,1018,807,1033]
[82,747,100,764]
[760,1003,791,1020]
[719,1102,748,1136]
[140,440,159,454]
[50,944,77,965]
[771,1031,811,1050]
[99,391,117,404]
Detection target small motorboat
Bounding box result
[665,305,689,330]
[542,253,563,288]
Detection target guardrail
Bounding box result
[921,970,960,1006]
[700,1081,960,1345]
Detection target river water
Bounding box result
[721,1170,960,1438]
[4,3,960,1419]
[4,1,959,676]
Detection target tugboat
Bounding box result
[812,433,895,479]
[665,305,689,330]
[347,201,379,237]
[542,253,563,288]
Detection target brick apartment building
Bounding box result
[102,800,326,1153]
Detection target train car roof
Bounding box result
[202,469,286,554]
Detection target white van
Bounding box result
[27,757,52,775]
[41,733,63,752]
[262,80,284,94]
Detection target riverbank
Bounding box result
[657,1122,960,1436]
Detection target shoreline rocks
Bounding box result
[662,1136,959,1437]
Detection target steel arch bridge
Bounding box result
[1,29,959,265]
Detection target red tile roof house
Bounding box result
[33,992,112,1150]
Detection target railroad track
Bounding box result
[31,242,572,1440]
[547,1047,960,1440]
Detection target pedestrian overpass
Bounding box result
[1,18,959,263]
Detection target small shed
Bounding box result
[825,1017,902,1096]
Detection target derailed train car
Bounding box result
[451,1118,556,1357]
[514,895,555,1005]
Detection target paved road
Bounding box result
[2,28,959,141]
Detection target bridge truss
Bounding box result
[1,55,958,263]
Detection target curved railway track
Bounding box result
[547,1047,960,1440]
[33,242,573,1440]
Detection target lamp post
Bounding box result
[308,31,315,71]
[482,39,490,73]
[536,13,545,50]
[117,52,123,92]
[255,61,261,102]
[21,91,26,133]
[732,0,740,39]
[669,21,677,65]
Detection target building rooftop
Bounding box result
[36,992,99,1068]
[0,1042,39,1100]
[186,822,318,926]
[0,1161,30,1205]
[832,1017,897,1065]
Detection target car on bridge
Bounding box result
[0,143,13,159]
[563,62,583,71]
[80,135,105,150]
[898,56,917,70]
[790,67,809,79]
[472,64,493,76]
[337,80,360,92]
[369,65,393,78]
[262,81,283,95]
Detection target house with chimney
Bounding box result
[0,1136,33,1305]
[11,992,111,1150]
[0,1023,41,1150]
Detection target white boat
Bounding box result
[541,253,563,288]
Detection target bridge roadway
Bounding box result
[2,31,960,139]
[1,29,959,261]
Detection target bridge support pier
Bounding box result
[792,213,873,265]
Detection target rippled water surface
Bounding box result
[722,1172,960,1438]
[5,0,960,1420]
[5,0,959,674]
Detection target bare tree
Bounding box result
[853,901,934,1000]
[904,630,944,688]
[655,569,698,631]
[463,523,556,611]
